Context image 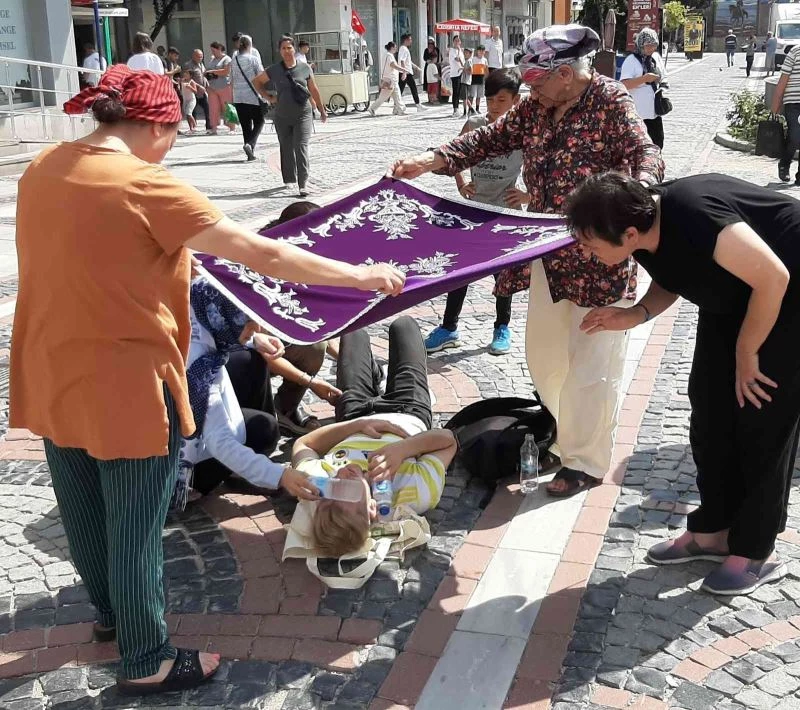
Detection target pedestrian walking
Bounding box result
[12,63,404,696]
[184,49,211,131]
[620,28,666,148]
[180,70,200,133]
[81,43,106,87]
[725,29,737,67]
[424,68,526,356]
[460,47,474,116]
[398,34,425,110]
[205,42,235,134]
[485,25,504,70]
[566,171,800,597]
[392,24,664,498]
[766,31,778,76]
[368,42,406,117]
[771,45,800,183]
[127,32,164,75]
[231,34,268,161]
[743,33,756,77]
[423,38,441,103]
[468,46,489,113]
[231,32,262,64]
[449,35,465,115]
[264,35,327,197]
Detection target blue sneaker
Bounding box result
[424,326,460,353]
[489,325,511,355]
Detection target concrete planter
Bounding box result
[714,131,754,153]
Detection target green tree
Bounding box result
[578,0,628,50]
[664,1,688,44]
[150,0,180,41]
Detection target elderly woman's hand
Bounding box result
[355,263,406,296]
[389,151,444,180]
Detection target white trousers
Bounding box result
[369,83,405,114]
[525,260,631,479]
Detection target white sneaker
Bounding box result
[416,103,428,110]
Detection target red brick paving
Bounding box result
[404,610,459,657]
[377,651,438,706]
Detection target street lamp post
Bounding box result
[92,0,105,69]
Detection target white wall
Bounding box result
[200,0,225,50]
[376,0,394,55]
[315,0,349,31]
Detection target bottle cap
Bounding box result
[378,504,391,517]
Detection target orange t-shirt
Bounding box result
[11,142,224,460]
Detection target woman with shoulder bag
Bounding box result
[368,42,407,117]
[263,35,327,197]
[231,34,269,161]
[619,28,668,148]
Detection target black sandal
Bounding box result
[546,467,601,499]
[93,623,116,643]
[277,405,321,435]
[116,648,218,696]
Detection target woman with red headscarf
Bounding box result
[10,65,404,695]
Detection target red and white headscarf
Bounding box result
[64,64,181,124]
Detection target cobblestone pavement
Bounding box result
[0,53,797,710]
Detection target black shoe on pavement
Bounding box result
[243,144,256,161]
[794,174,800,186]
[779,166,790,183]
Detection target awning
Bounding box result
[434,19,492,35]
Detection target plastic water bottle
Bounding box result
[372,480,393,521]
[519,434,540,494]
[308,476,364,503]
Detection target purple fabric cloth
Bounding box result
[196,177,574,345]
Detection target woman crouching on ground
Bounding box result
[10,64,404,695]
[564,171,800,597]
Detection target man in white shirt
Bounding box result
[485,26,504,70]
[81,43,106,87]
[398,34,426,109]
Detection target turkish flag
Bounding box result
[352,9,366,35]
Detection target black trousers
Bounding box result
[398,75,420,105]
[451,75,461,111]
[235,103,265,149]
[643,117,664,150]
[192,409,280,494]
[335,316,432,428]
[226,349,275,416]
[192,350,280,494]
[687,298,800,559]
[193,93,210,126]
[443,274,512,331]
[276,342,326,414]
[746,55,754,76]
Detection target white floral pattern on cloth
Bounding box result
[195,178,575,345]
[310,188,482,241]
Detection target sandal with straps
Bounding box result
[546,467,601,498]
[116,648,219,696]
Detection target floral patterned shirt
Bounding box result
[435,73,665,306]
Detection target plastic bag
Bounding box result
[223,102,239,125]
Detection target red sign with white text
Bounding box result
[627,0,659,50]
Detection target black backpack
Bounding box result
[445,396,556,486]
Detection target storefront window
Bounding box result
[167,0,202,59]
[0,0,33,104]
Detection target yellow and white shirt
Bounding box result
[296,413,446,513]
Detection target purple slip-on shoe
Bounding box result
[646,537,728,566]
[701,558,788,596]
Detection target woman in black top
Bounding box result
[564,172,800,597]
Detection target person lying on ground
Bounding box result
[290,317,458,557]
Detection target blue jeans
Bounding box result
[780,103,800,176]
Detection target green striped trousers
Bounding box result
[43,388,180,679]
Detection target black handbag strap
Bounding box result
[236,54,264,104]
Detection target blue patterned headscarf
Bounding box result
[186,277,250,437]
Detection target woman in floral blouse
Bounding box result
[393,24,664,498]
